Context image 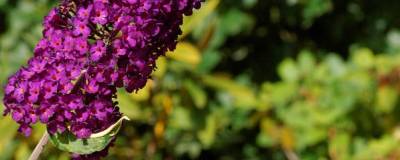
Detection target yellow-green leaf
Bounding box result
[168,42,201,66]
[181,0,220,38]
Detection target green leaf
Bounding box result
[197,49,222,73]
[329,132,350,160]
[0,0,6,8]
[184,80,207,109]
[169,106,193,130]
[298,50,316,74]
[220,9,254,35]
[278,59,299,83]
[243,0,258,8]
[0,117,19,153]
[168,42,201,67]
[197,114,217,148]
[202,75,258,108]
[15,142,30,160]
[302,0,332,27]
[375,86,398,114]
[351,48,375,69]
[48,116,129,155]
[181,0,220,38]
[117,91,142,120]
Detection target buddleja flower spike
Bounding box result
[3,0,202,159]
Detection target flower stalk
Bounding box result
[28,132,49,160]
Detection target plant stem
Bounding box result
[283,149,299,160]
[28,132,49,160]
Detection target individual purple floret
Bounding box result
[3,0,202,159]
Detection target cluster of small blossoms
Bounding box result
[3,0,202,158]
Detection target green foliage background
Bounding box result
[2,0,400,159]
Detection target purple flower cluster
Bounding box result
[2,0,202,157]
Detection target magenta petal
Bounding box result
[12,110,24,122]
[18,124,32,137]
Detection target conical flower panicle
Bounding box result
[3,0,202,159]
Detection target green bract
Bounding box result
[48,116,129,155]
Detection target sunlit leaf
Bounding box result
[15,142,30,160]
[153,57,168,78]
[197,114,217,148]
[130,80,153,102]
[375,86,398,114]
[117,91,142,120]
[202,74,258,108]
[169,106,193,130]
[329,132,350,160]
[351,48,375,69]
[0,117,19,153]
[278,59,299,82]
[168,42,201,67]
[181,0,220,38]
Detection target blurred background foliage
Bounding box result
[3,0,400,159]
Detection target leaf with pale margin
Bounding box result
[48,116,130,155]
